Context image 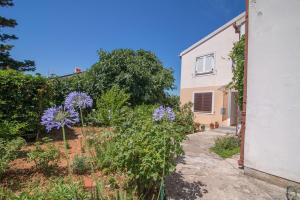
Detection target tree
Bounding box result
[85,49,174,105]
[0,0,35,71]
[229,35,245,109]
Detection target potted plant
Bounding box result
[194,122,201,132]
[209,122,215,129]
[215,122,219,128]
[200,124,205,132]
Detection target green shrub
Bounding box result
[0,179,89,200]
[47,73,87,106]
[0,121,25,177]
[0,179,134,200]
[27,137,60,171]
[45,179,89,200]
[89,86,130,126]
[210,136,240,158]
[0,70,50,136]
[0,121,26,140]
[71,155,90,175]
[0,137,24,177]
[95,105,185,196]
[162,95,180,110]
[175,102,195,134]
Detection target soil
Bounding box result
[0,127,127,196]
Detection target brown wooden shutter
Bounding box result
[194,92,212,112]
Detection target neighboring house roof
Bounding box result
[180,12,245,57]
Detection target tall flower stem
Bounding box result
[158,124,166,200]
[79,107,86,153]
[79,107,85,133]
[62,126,71,175]
[79,108,95,174]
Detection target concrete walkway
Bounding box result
[165,130,285,200]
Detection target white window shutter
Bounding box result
[205,54,214,72]
[195,57,204,74]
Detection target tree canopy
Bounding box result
[85,49,175,105]
[0,0,35,71]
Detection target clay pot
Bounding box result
[215,122,219,128]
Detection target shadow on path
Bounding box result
[165,172,208,200]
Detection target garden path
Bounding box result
[165,130,285,200]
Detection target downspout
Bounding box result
[238,0,249,168]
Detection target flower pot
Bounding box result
[209,123,215,129]
[215,122,219,129]
[200,125,205,132]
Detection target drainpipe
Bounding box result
[238,0,249,168]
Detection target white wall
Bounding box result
[245,0,300,183]
[180,25,239,89]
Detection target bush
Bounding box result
[0,121,26,140]
[175,102,195,134]
[27,137,60,171]
[0,70,50,136]
[95,105,185,196]
[0,137,24,177]
[210,136,240,158]
[47,73,87,106]
[71,155,90,175]
[0,179,90,200]
[89,86,130,126]
[0,121,25,177]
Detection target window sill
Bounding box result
[194,111,214,115]
[195,71,215,77]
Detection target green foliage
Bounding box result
[27,137,60,171]
[0,121,26,140]
[94,105,185,196]
[0,179,134,200]
[210,136,240,158]
[0,70,50,135]
[44,179,89,200]
[85,49,174,105]
[0,0,35,71]
[174,102,195,134]
[162,95,180,110]
[47,74,87,106]
[229,36,245,109]
[89,86,130,126]
[0,137,24,177]
[108,176,119,189]
[0,120,25,177]
[71,155,91,175]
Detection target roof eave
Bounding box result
[179,12,246,57]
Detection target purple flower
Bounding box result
[41,105,79,132]
[64,91,93,109]
[153,106,175,122]
[165,107,175,121]
[153,106,165,121]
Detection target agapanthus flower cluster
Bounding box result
[64,91,93,109]
[41,105,79,132]
[153,105,176,122]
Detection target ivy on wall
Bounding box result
[229,35,245,109]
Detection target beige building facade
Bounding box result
[180,13,245,126]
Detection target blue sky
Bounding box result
[1,0,244,95]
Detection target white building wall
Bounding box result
[180,25,239,89]
[245,0,300,183]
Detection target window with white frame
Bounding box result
[195,53,215,74]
